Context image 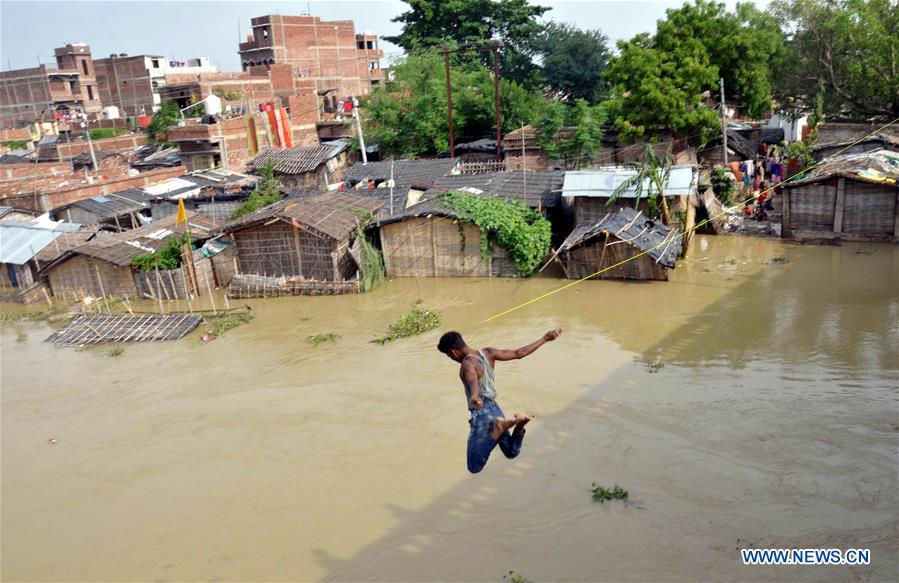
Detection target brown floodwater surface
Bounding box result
[2,236,897,581]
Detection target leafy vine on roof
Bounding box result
[440,191,551,277]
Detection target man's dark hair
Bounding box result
[437,331,465,354]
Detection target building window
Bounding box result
[357,41,364,50]
[81,59,88,74]
[366,40,373,50]
[87,85,94,100]
[262,27,268,39]
[152,59,160,68]
[69,80,77,92]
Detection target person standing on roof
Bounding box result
[437,329,563,474]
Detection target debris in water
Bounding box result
[307,332,339,346]
[646,358,664,373]
[591,482,629,503]
[372,303,442,345]
[48,437,59,445]
[503,571,533,583]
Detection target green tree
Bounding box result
[605,1,785,142]
[654,1,785,119]
[607,144,675,225]
[231,160,284,219]
[536,22,611,104]
[605,31,721,143]
[362,53,546,157]
[384,0,550,86]
[771,0,898,119]
[145,101,181,143]
[534,99,606,168]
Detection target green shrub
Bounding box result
[591,482,628,503]
[231,160,284,219]
[131,233,190,271]
[440,191,552,277]
[1,139,29,150]
[710,167,734,205]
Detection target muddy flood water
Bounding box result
[2,235,898,582]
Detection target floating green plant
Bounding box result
[307,332,339,346]
[373,304,442,345]
[591,482,629,503]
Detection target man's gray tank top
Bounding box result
[463,350,498,407]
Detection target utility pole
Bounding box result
[389,159,395,216]
[352,95,367,164]
[444,48,454,158]
[719,77,728,165]
[492,43,502,158]
[84,119,98,172]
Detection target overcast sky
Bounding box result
[1,0,770,72]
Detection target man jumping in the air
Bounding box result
[437,329,563,473]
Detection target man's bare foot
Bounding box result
[513,412,534,435]
[513,412,535,427]
[491,417,518,440]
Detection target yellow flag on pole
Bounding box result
[175,198,188,225]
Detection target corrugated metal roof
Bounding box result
[425,171,563,208]
[561,166,695,198]
[248,144,343,175]
[0,219,81,265]
[785,148,899,187]
[557,207,682,268]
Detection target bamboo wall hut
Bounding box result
[373,198,518,278]
[781,149,898,243]
[41,212,216,301]
[561,167,696,226]
[220,192,383,281]
[554,207,682,281]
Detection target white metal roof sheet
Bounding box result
[0,220,81,265]
[561,166,695,198]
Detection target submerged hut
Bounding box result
[554,207,682,281]
[781,149,898,243]
[53,190,153,231]
[41,212,216,301]
[340,158,461,215]
[561,166,696,226]
[220,192,383,281]
[372,197,518,278]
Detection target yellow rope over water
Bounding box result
[483,117,899,323]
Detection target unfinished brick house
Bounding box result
[237,14,383,104]
[0,43,102,128]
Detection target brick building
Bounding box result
[94,54,166,116]
[0,43,102,129]
[237,15,383,103]
[94,55,219,117]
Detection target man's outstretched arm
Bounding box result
[485,329,563,364]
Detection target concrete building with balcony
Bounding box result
[0,43,102,128]
[237,14,383,102]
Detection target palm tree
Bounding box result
[607,144,673,225]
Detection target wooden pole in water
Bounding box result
[41,286,53,306]
[122,294,134,316]
[203,268,217,315]
[153,269,164,314]
[180,267,193,314]
[93,263,111,315]
[223,294,231,310]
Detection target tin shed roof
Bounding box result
[561,166,695,198]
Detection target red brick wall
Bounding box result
[0,67,54,128]
[288,92,320,147]
[0,162,71,181]
[48,134,148,160]
[1,165,186,211]
[94,56,159,116]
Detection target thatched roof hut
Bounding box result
[554,207,682,281]
[782,149,898,243]
[423,171,564,211]
[247,141,349,189]
[41,212,216,301]
[219,192,384,281]
[372,197,518,278]
[340,158,460,215]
